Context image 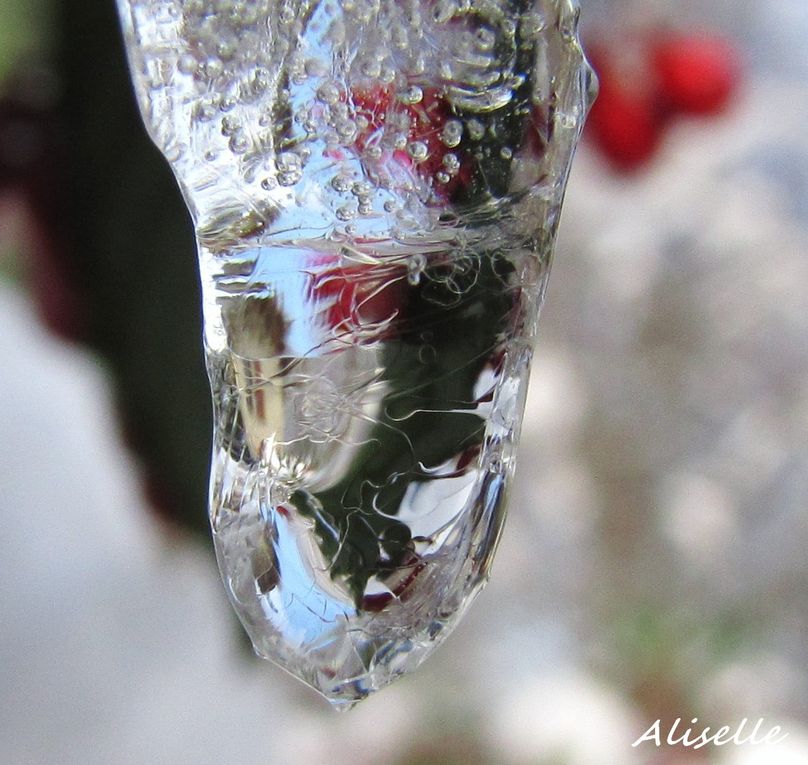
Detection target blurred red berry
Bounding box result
[586,47,666,171]
[652,34,741,116]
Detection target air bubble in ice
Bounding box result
[275,152,302,184]
[217,41,236,61]
[441,120,463,148]
[467,118,485,141]
[442,153,460,174]
[221,116,241,136]
[360,57,382,79]
[407,253,427,284]
[407,141,429,161]
[432,0,459,24]
[194,99,217,121]
[474,27,497,52]
[351,181,372,196]
[251,68,271,94]
[400,86,423,105]
[317,81,341,105]
[521,12,547,40]
[336,205,357,221]
[229,133,251,154]
[305,58,328,77]
[203,59,223,79]
[178,53,197,74]
[331,174,352,192]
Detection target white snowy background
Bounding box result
[1,1,807,763]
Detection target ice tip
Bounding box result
[327,697,361,714]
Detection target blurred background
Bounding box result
[1,0,807,763]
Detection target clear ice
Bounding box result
[117,0,594,705]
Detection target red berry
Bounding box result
[308,254,407,336]
[586,47,665,171]
[652,34,741,116]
